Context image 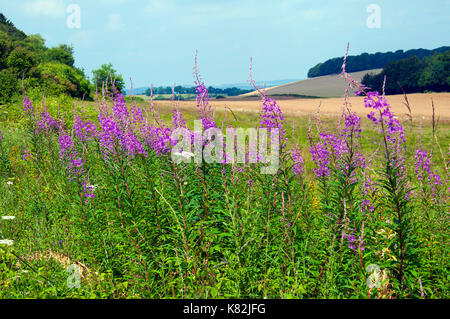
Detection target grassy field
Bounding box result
[0,86,448,298]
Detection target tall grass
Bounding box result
[0,54,448,299]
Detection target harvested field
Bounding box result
[151,92,450,122]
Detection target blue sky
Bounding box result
[1,0,449,88]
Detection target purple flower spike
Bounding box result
[112,93,130,123]
[23,96,34,116]
[194,80,216,130]
[74,115,97,143]
[172,109,186,129]
[414,149,443,197]
[58,131,95,201]
[259,96,285,138]
[37,111,59,133]
[141,125,173,155]
[291,144,305,176]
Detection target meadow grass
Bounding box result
[0,86,448,299]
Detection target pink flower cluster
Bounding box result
[414,149,443,197]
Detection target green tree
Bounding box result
[0,14,92,102]
[419,51,450,91]
[20,34,47,57]
[0,13,26,41]
[0,68,19,104]
[36,62,91,98]
[44,46,74,67]
[0,35,11,70]
[362,51,450,94]
[6,46,37,75]
[92,63,125,92]
[308,46,450,78]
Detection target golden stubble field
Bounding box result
[150,92,450,122]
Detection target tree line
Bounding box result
[144,86,251,97]
[0,13,92,103]
[0,13,126,104]
[307,46,450,78]
[361,50,450,95]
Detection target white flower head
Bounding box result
[87,184,98,190]
[0,239,14,246]
[1,216,15,220]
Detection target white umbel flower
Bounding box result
[0,239,13,246]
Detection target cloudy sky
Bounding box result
[1,0,449,88]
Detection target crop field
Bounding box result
[151,92,450,122]
[0,66,448,299]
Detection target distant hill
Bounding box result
[241,69,381,98]
[308,46,450,78]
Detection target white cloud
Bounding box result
[299,8,325,21]
[144,0,174,14]
[22,0,65,18]
[142,0,325,26]
[68,30,96,49]
[99,0,128,3]
[107,14,124,31]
